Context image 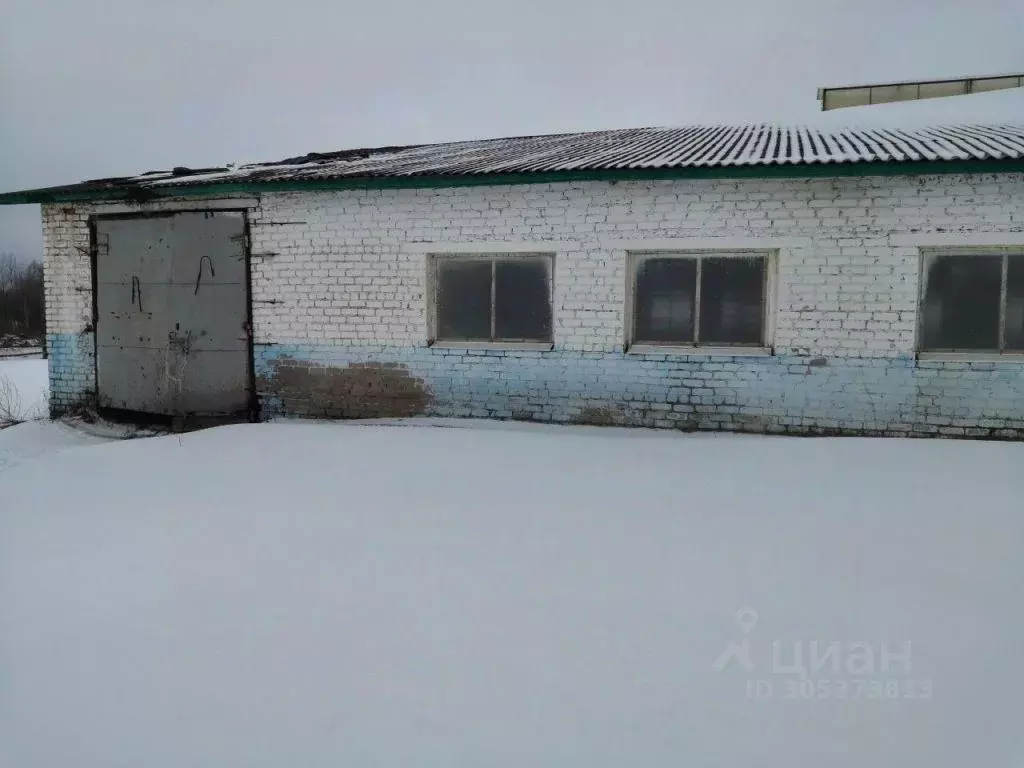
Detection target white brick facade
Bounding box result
[240,174,1024,355]
[42,205,93,337]
[40,172,1024,435]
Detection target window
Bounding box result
[432,254,553,344]
[920,251,1024,352]
[631,252,768,347]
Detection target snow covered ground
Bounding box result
[0,347,43,358]
[0,356,47,425]
[1,419,1023,767]
[0,419,114,473]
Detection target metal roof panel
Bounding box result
[3,123,1024,204]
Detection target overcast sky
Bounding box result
[2,0,1022,259]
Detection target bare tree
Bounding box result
[0,374,25,425]
[0,253,45,345]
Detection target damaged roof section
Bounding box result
[3,123,1024,204]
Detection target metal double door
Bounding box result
[95,211,250,416]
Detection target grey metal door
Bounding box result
[95,212,250,416]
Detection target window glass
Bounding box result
[1005,255,1024,351]
[634,258,696,343]
[436,260,491,340]
[700,256,765,345]
[920,254,1002,350]
[435,256,553,343]
[494,259,551,341]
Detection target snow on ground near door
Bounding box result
[0,419,115,472]
[0,356,47,424]
[1,419,1023,768]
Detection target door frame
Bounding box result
[88,208,257,422]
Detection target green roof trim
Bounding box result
[2,159,1024,205]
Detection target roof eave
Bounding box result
[3,158,1023,206]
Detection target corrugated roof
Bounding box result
[3,123,1024,204]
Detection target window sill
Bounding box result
[627,344,772,357]
[917,351,1024,363]
[429,341,554,351]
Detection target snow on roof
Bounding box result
[3,123,1024,203]
[140,124,1024,179]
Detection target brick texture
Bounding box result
[40,173,1024,434]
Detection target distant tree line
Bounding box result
[0,253,45,340]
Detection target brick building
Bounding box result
[3,124,1024,436]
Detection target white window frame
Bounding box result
[917,247,1024,361]
[427,252,555,350]
[625,250,776,356]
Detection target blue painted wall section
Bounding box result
[46,332,96,416]
[254,344,1024,437]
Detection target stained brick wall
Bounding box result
[41,173,1024,435]
[41,205,95,413]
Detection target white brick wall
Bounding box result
[238,173,1024,357]
[43,174,1024,357]
[36,172,1024,433]
[42,205,93,336]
